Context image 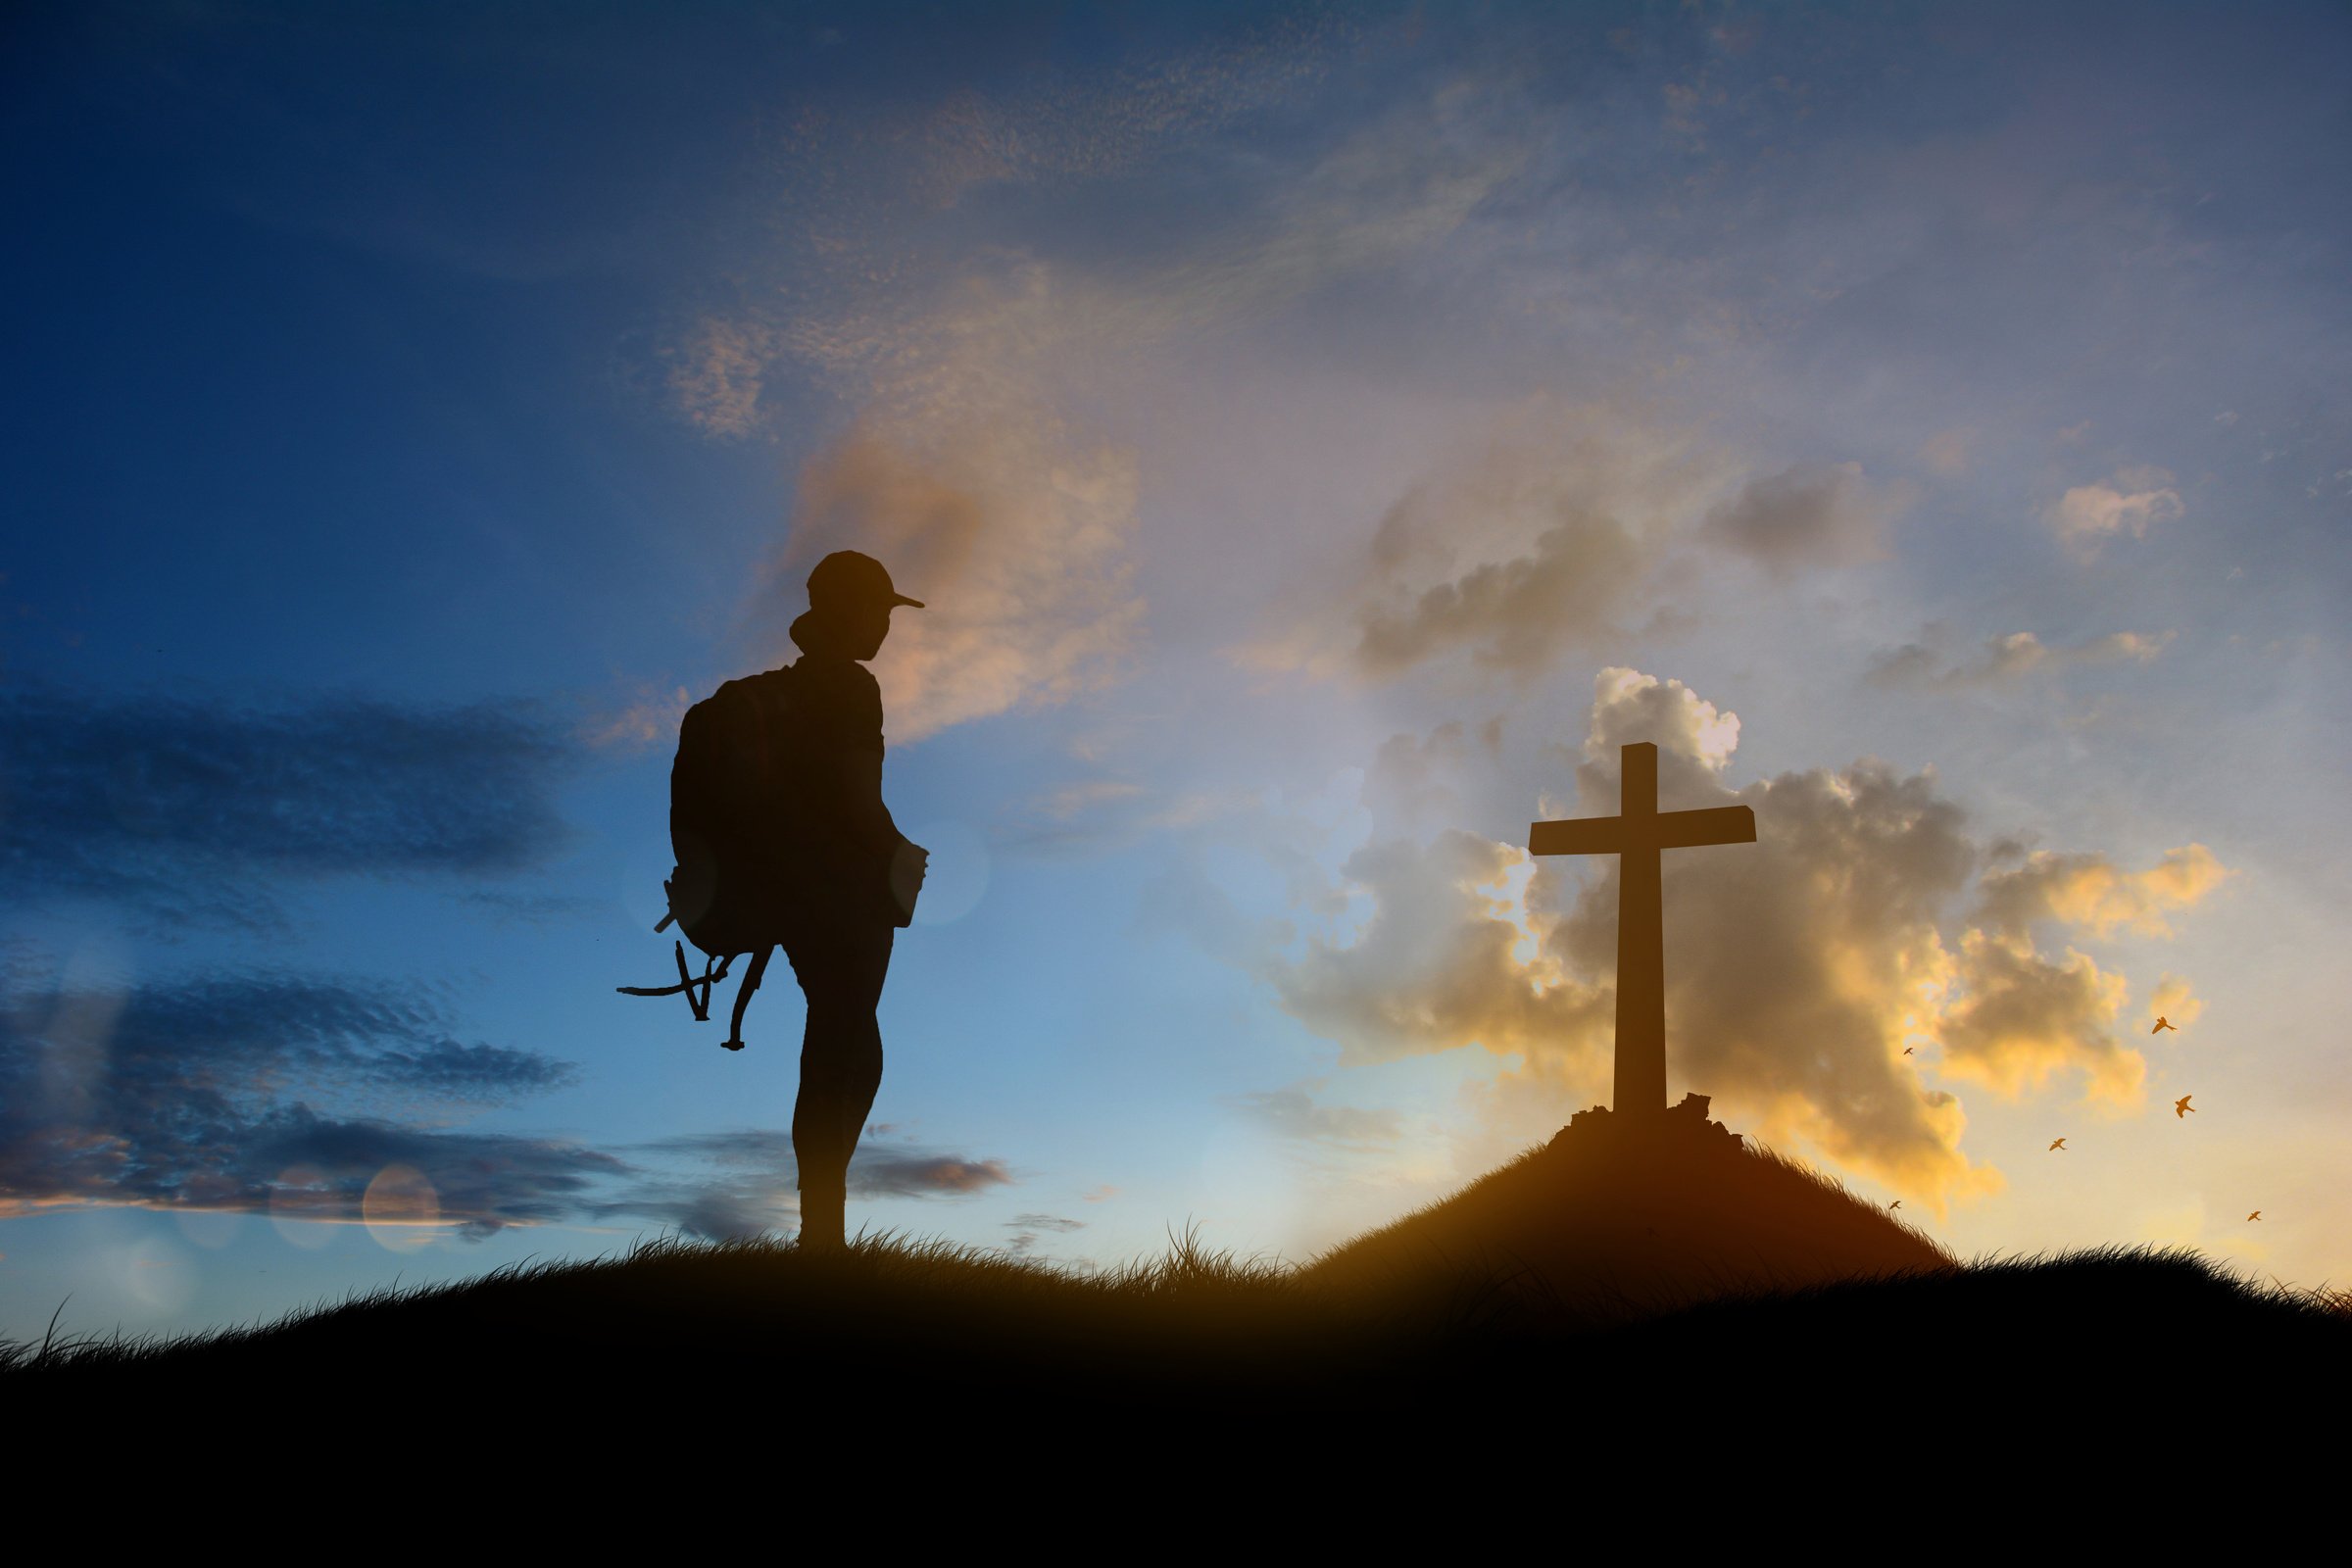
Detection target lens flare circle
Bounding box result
[269,1164,338,1249]
[362,1164,441,1252]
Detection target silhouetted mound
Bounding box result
[1309,1095,1952,1324]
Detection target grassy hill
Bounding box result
[9,1130,2347,1503]
[1307,1110,1954,1324]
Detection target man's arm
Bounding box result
[840,748,927,920]
[797,660,925,916]
[834,749,905,858]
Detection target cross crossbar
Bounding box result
[1526,804,1754,857]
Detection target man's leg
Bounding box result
[787,925,893,1249]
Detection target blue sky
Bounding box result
[4,0,2348,1343]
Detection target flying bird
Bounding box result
[1903,1046,1915,1055]
[2048,1138,2067,1152]
[2247,1211,2262,1222]
[2176,1095,2196,1118]
[1889,1200,1903,1210]
[2152,1016,2179,1034]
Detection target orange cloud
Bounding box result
[770,406,1145,742]
[1269,828,1611,1076]
[1975,844,2232,940]
[2045,466,2183,560]
[1935,933,2141,1107]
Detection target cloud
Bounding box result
[1031,780,1149,821]
[1922,428,1976,476]
[1581,668,1741,774]
[1973,845,2232,940]
[1238,401,1739,683]
[674,71,1561,726]
[0,968,604,1234]
[1238,406,1917,686]
[902,20,1349,205]
[2046,466,2184,560]
[460,890,608,928]
[1002,1210,1087,1254]
[763,402,1146,743]
[1865,628,2173,690]
[1009,1213,1085,1233]
[364,1038,577,1102]
[599,1131,801,1241]
[854,1153,1015,1198]
[15,970,574,1111]
[1352,511,1650,678]
[1133,860,1297,974]
[1006,772,1250,858]
[1362,724,1479,836]
[1002,1212,1087,1255]
[759,11,1350,224]
[1155,82,1525,328]
[728,45,1507,401]
[654,1190,797,1244]
[1935,932,2140,1105]
[636,1129,797,1168]
[1267,829,1609,1072]
[626,1128,1018,1228]
[717,67,1532,742]
[642,1128,1013,1199]
[581,683,693,753]
[0,689,576,928]
[1225,669,2229,1207]
[0,967,1019,1242]
[1700,462,1909,576]
[681,32,1538,746]
[1230,1087,1403,1152]
[666,317,776,438]
[243,1111,625,1242]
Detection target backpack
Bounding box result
[616,665,802,1041]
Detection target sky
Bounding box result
[4,0,2349,1344]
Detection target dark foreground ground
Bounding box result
[10,1237,2347,1481]
[11,1138,2347,1530]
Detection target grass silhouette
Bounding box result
[8,1139,2346,1483]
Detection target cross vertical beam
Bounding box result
[1528,742,1756,1116]
[1615,742,1666,1116]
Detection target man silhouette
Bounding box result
[777,550,928,1250]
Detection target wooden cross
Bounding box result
[1529,742,1755,1115]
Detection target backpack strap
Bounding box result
[615,939,734,1020]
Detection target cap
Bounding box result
[807,550,924,611]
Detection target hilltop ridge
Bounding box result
[1308,1094,1953,1323]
